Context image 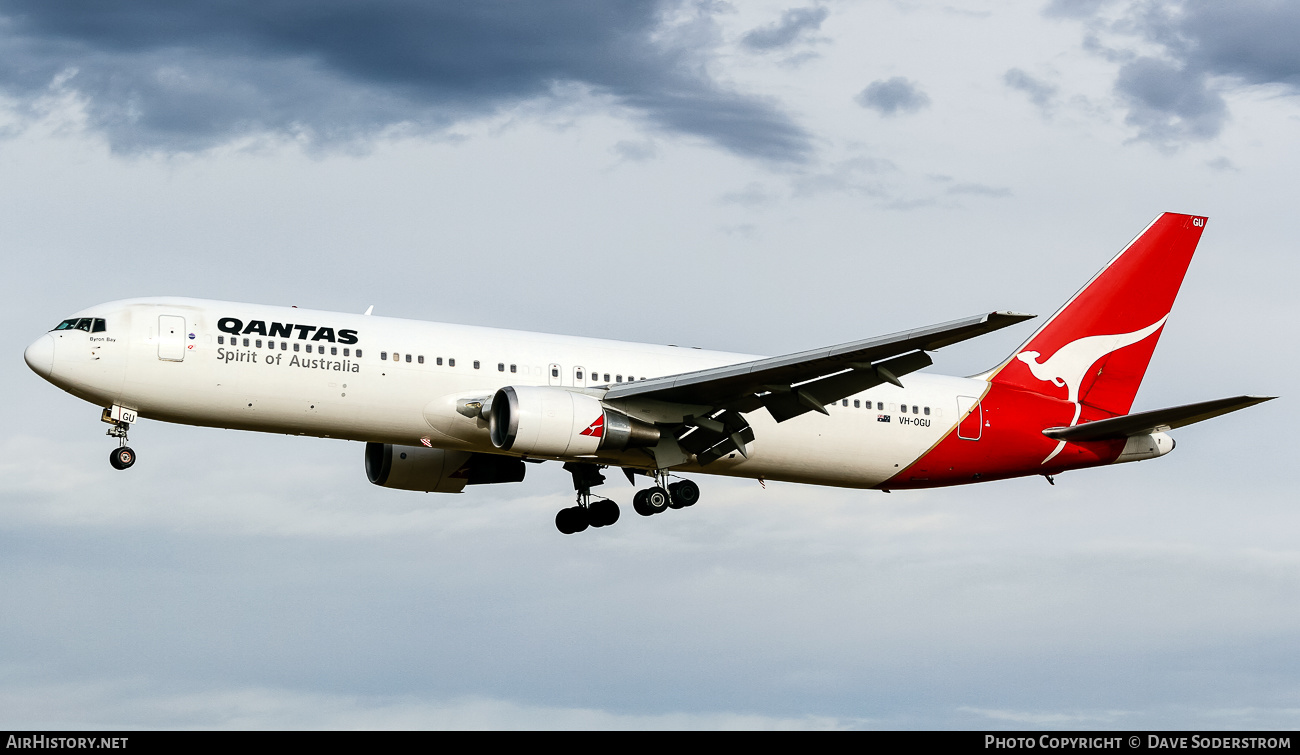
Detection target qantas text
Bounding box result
[217,317,358,344]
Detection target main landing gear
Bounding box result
[556,462,701,534]
[102,408,136,470]
[632,475,699,517]
[557,462,619,534]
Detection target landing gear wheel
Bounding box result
[589,499,620,528]
[668,480,699,508]
[642,486,669,514]
[555,505,590,535]
[109,446,136,470]
[632,489,653,517]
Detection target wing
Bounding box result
[1042,395,1276,442]
[605,310,1033,417]
[601,311,1035,466]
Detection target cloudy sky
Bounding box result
[2,0,1298,730]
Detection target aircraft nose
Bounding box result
[24,334,54,379]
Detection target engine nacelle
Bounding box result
[488,385,660,457]
[365,443,526,492]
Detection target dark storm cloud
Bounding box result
[740,5,829,51]
[1114,56,1226,143]
[1052,0,1300,145]
[0,0,812,161]
[854,77,930,116]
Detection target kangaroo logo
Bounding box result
[579,415,605,438]
[1016,315,1168,463]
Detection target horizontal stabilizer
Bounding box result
[1042,395,1276,442]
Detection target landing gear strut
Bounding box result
[102,409,136,471]
[557,462,620,535]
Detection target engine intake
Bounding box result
[489,385,659,457]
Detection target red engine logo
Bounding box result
[579,415,604,438]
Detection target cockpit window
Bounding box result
[51,318,106,333]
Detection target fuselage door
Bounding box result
[158,315,186,362]
[956,395,982,440]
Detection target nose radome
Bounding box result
[24,334,54,379]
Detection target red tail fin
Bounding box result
[989,212,1207,416]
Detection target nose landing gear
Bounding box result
[109,446,136,470]
[101,406,136,470]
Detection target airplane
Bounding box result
[23,212,1273,534]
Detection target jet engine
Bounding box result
[365,443,526,492]
[488,385,660,457]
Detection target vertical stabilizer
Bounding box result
[989,212,1207,416]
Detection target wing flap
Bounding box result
[763,350,933,422]
[1042,395,1275,442]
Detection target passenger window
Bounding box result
[356,349,363,358]
[436,357,443,365]
[924,407,930,416]
[628,375,634,381]
[603,373,610,382]
[616,375,622,383]
[307,344,313,353]
[854,400,860,408]
[418,355,424,364]
[381,351,387,360]
[405,354,411,363]
[449,358,455,367]
[576,370,584,381]
[552,367,559,378]
[912,405,918,414]
[243,338,249,347]
[394,353,400,362]
[343,348,350,356]
[332,347,338,356]
[842,399,849,406]
[256,339,263,348]
[510,364,516,373]
[498,363,505,372]
[218,336,225,344]
[474,360,480,369]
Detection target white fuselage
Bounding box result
[31,297,990,488]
